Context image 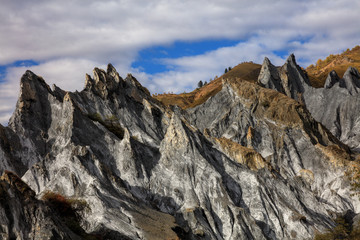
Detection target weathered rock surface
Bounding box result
[0,171,82,239]
[0,62,359,239]
[258,54,360,152]
[188,77,360,238]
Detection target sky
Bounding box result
[0,0,359,124]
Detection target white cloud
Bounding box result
[1,0,357,64]
[0,0,359,124]
[147,39,286,94]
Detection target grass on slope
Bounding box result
[306,45,360,88]
[154,62,261,109]
[154,45,360,108]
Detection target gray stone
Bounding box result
[0,62,359,239]
[257,55,360,152]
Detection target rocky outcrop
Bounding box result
[324,70,340,89]
[258,54,310,101]
[188,77,359,237]
[0,62,359,239]
[0,125,28,176]
[258,55,360,151]
[0,171,82,239]
[340,67,360,95]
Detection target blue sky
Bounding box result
[131,39,241,73]
[0,0,359,124]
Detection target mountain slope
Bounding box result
[155,46,360,109]
[307,45,360,87]
[154,62,261,109]
[0,59,359,239]
[258,53,360,152]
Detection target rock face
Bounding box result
[0,62,359,239]
[0,171,82,239]
[258,54,360,152]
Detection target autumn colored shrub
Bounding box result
[42,191,96,239]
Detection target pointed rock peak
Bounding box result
[107,63,117,75]
[258,56,284,92]
[107,63,123,83]
[20,70,52,94]
[84,73,94,89]
[262,57,272,66]
[85,66,121,98]
[324,70,340,89]
[93,67,107,83]
[340,66,360,94]
[16,70,53,109]
[125,74,150,96]
[259,56,277,73]
[9,70,54,143]
[85,73,92,81]
[286,53,297,64]
[24,70,36,78]
[343,66,360,78]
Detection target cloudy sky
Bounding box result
[0,0,359,124]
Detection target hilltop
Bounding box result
[154,62,261,109]
[154,45,360,109]
[307,45,360,87]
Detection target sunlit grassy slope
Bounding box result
[154,45,360,108]
[154,62,261,109]
[306,45,360,88]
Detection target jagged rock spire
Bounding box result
[340,66,360,94]
[84,64,123,98]
[285,53,297,64]
[258,57,284,93]
[324,70,340,89]
[8,70,54,156]
[258,54,311,101]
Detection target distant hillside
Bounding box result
[306,45,360,87]
[154,62,261,109]
[155,45,360,108]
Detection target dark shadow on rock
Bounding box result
[121,183,198,240]
[129,137,160,179]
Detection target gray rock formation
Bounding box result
[257,54,360,151]
[0,63,359,239]
[324,70,340,89]
[339,67,360,95]
[0,171,82,239]
[258,54,310,102]
[188,78,359,238]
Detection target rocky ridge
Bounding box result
[0,58,359,239]
[258,54,360,152]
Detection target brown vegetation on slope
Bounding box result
[154,45,360,108]
[154,62,261,109]
[154,45,360,109]
[306,45,360,87]
[224,78,352,153]
[214,137,268,171]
